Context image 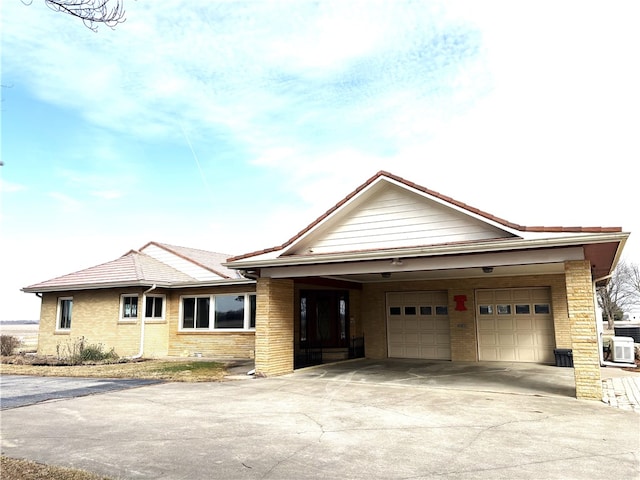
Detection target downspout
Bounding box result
[593,274,612,366]
[131,284,156,359]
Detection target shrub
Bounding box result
[56,336,118,365]
[0,335,22,356]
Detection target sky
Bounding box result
[1,1,639,321]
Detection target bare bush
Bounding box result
[0,335,22,356]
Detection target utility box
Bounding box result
[554,348,573,367]
[612,336,635,363]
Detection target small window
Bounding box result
[389,307,401,316]
[534,304,550,314]
[57,297,73,330]
[121,295,139,320]
[497,304,511,315]
[515,304,531,314]
[479,305,493,315]
[404,306,417,315]
[145,295,165,319]
[420,306,432,315]
[435,306,448,315]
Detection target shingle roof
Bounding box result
[22,250,198,293]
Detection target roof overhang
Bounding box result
[21,278,256,294]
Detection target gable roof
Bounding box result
[225,171,627,278]
[23,242,251,293]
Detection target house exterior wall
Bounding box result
[361,274,569,362]
[166,285,256,359]
[37,284,257,360]
[564,260,602,400]
[37,289,169,358]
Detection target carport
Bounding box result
[225,171,629,400]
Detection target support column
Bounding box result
[255,278,294,376]
[565,260,602,400]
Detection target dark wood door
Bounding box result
[300,290,348,348]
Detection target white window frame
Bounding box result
[179,293,256,332]
[143,294,166,321]
[120,294,139,322]
[56,297,73,331]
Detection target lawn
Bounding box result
[0,357,229,382]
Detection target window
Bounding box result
[404,306,417,315]
[215,295,245,328]
[515,304,531,314]
[389,307,401,316]
[435,305,448,315]
[479,305,493,315]
[497,304,512,315]
[420,306,433,315]
[180,294,256,330]
[57,297,73,330]
[145,295,165,319]
[534,304,550,314]
[120,295,138,320]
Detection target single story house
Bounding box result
[22,241,257,359]
[24,171,629,400]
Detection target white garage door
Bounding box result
[476,288,555,363]
[387,291,451,360]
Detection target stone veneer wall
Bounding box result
[564,260,602,400]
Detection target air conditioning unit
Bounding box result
[612,336,635,363]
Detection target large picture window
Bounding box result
[57,297,73,330]
[180,294,256,331]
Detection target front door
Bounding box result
[300,290,349,348]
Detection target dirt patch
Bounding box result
[1,456,112,480]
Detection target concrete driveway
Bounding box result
[1,359,639,479]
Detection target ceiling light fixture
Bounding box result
[390,258,403,266]
[381,272,392,278]
[482,267,494,274]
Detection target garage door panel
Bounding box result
[498,334,516,345]
[477,288,555,364]
[516,318,534,329]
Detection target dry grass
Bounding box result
[1,456,113,480]
[0,357,227,382]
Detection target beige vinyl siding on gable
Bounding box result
[142,244,223,281]
[291,185,513,255]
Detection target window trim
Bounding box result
[119,294,139,322]
[144,294,166,322]
[56,297,73,331]
[179,293,256,332]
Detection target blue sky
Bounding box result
[1,1,639,320]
